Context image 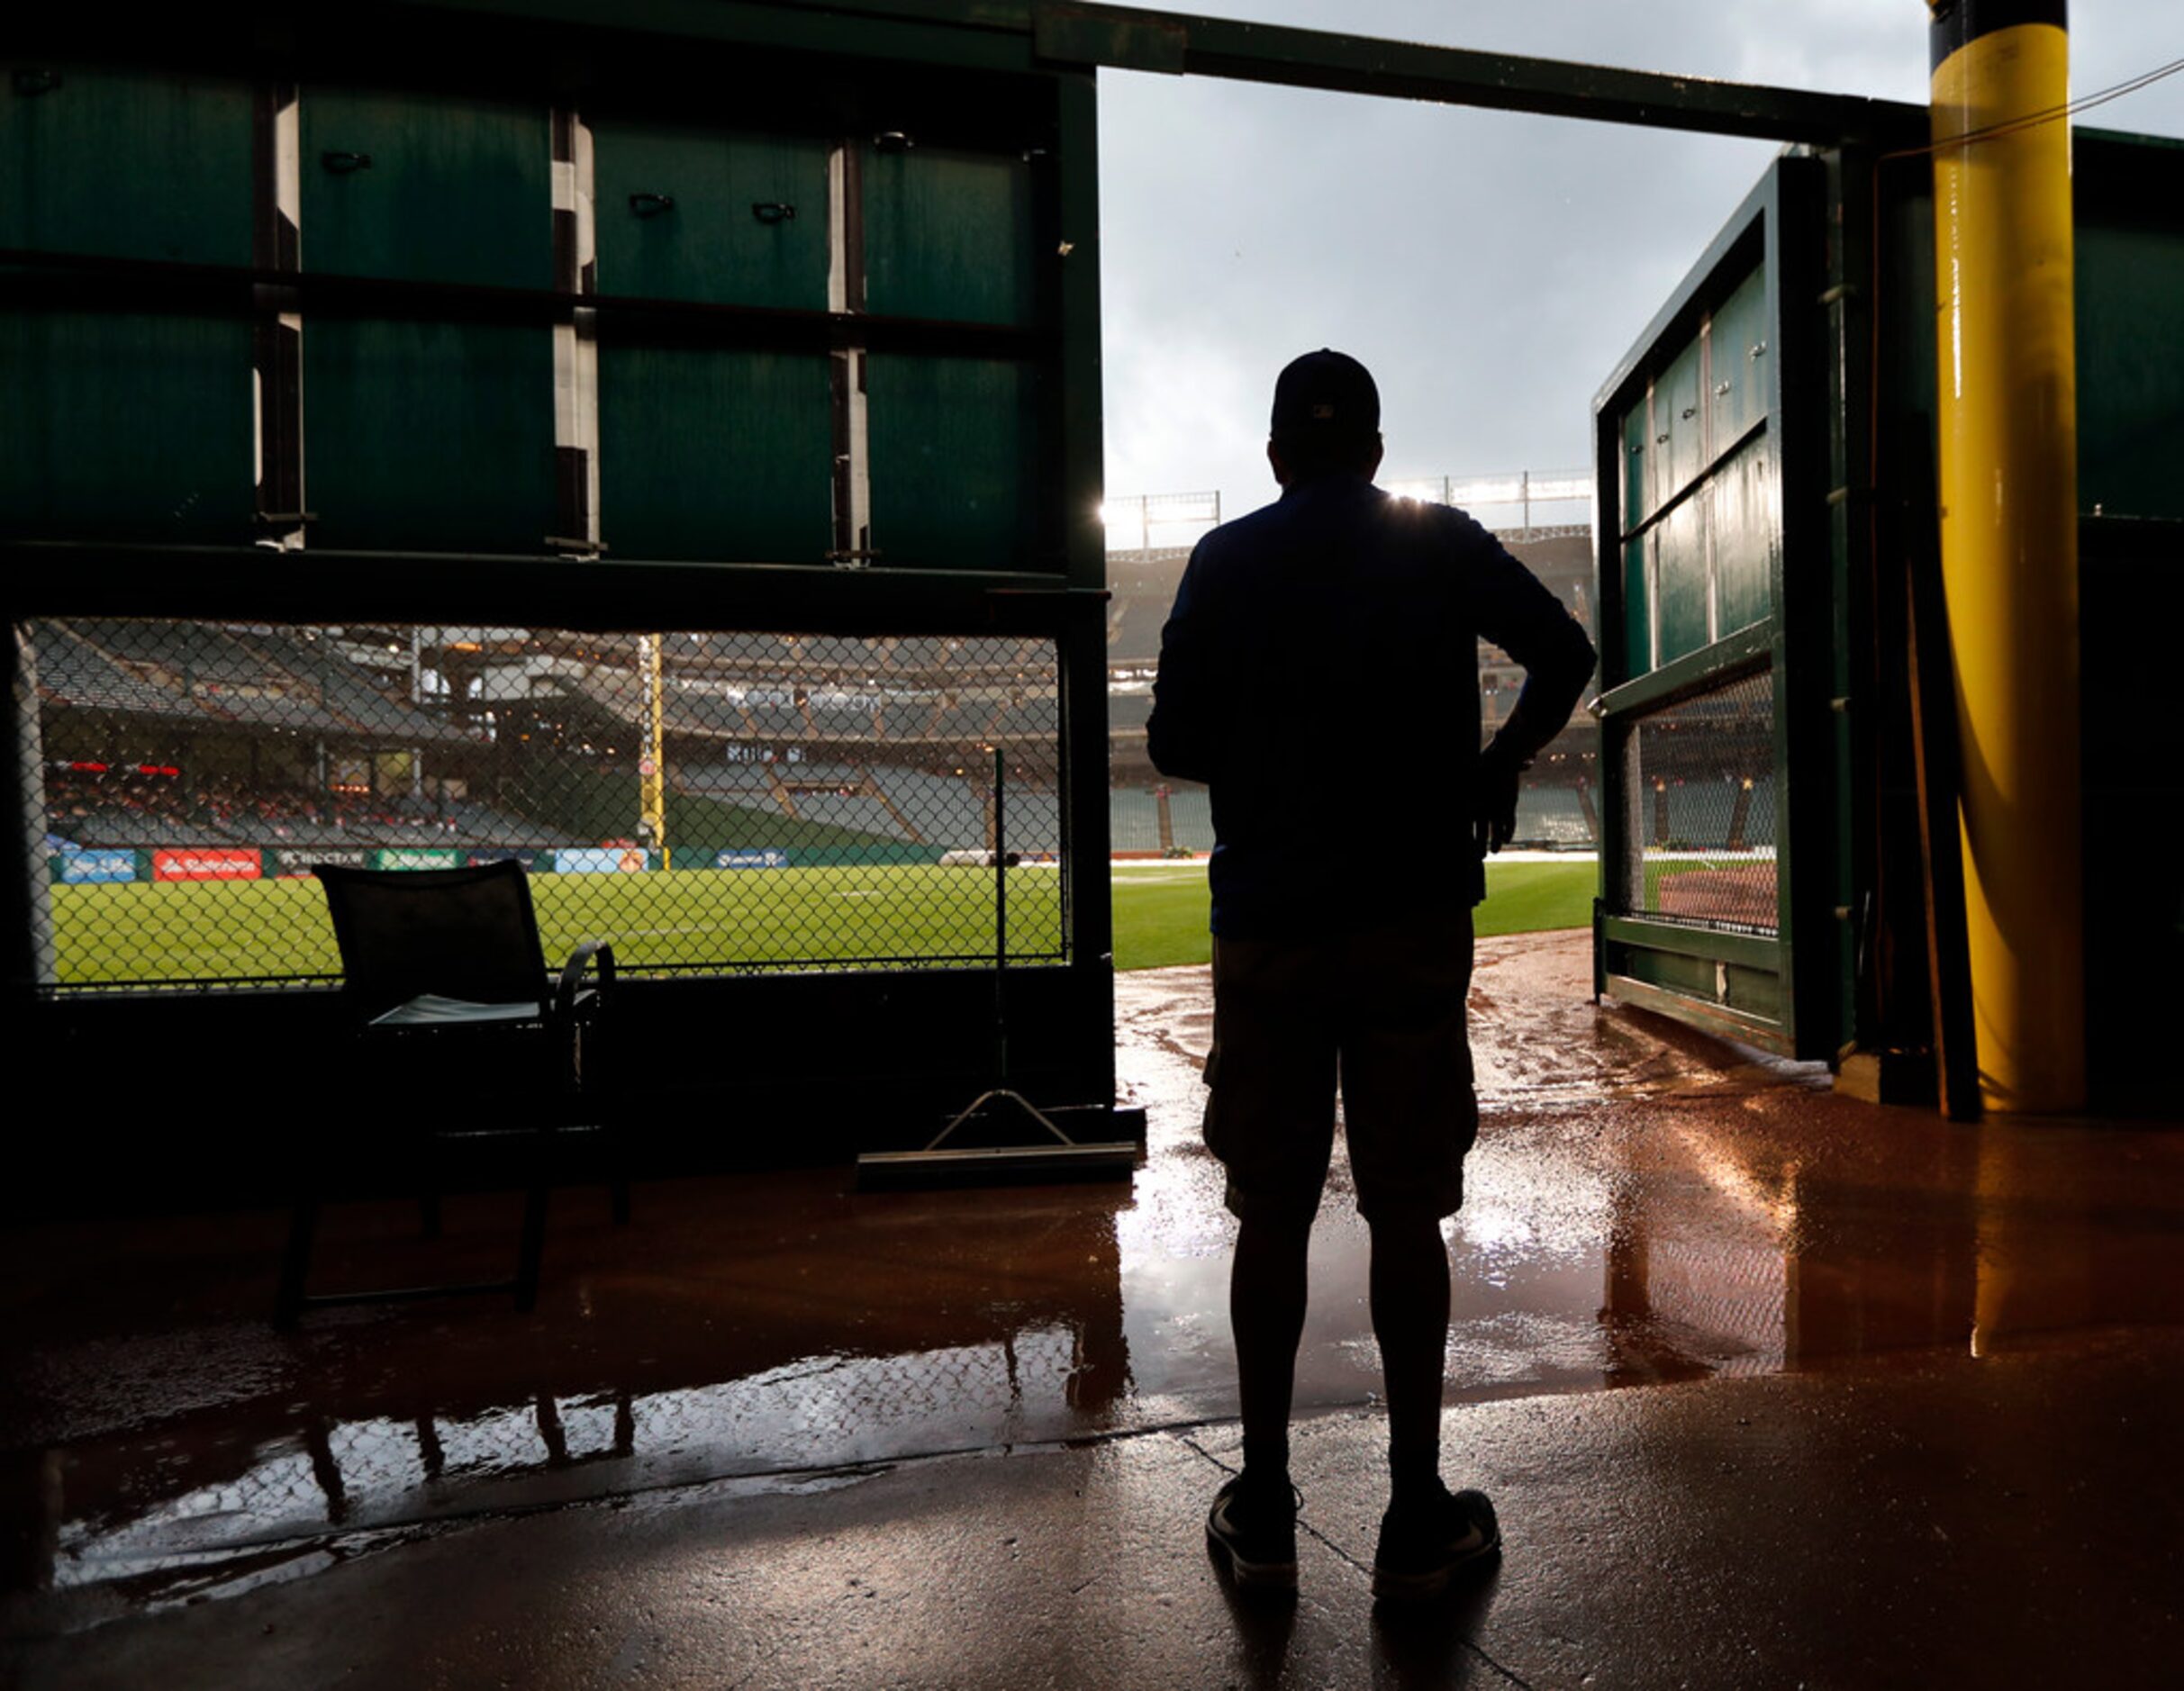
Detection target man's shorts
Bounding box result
[1202,908,1477,1224]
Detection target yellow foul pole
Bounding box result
[639,634,667,867]
[1927,0,2084,1112]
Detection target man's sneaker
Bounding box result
[1205,1472,1300,1593]
[1371,1484,1500,1602]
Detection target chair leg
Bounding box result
[276,1197,320,1329]
[609,1113,632,1227]
[514,1149,549,1314]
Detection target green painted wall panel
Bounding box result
[0,311,252,541]
[867,357,1040,571]
[597,348,832,562]
[1620,400,1648,536]
[591,120,830,309]
[1660,336,1706,502]
[0,64,251,264]
[1623,535,1651,679]
[301,88,550,287]
[0,65,254,539]
[298,89,554,551]
[864,146,1035,325]
[1709,266,1769,447]
[304,321,555,553]
[1711,436,1775,636]
[2076,217,2184,521]
[1654,496,1709,664]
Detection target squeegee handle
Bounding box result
[993,747,1008,1079]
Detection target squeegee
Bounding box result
[856,751,1137,1190]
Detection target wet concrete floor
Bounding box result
[4,931,2181,1685]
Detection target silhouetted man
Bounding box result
[1148,350,1596,1600]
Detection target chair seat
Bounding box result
[372,994,545,1029]
[371,988,599,1029]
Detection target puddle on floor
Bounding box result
[8,935,2180,1608]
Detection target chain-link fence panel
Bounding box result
[22,619,1065,990]
[1622,665,1778,932]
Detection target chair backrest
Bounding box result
[314,861,549,1016]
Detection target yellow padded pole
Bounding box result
[1928,0,2085,1112]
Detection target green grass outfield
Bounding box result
[45,858,1599,988]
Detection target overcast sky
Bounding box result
[1096,1,2183,528]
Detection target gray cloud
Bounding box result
[1097,2,2183,516]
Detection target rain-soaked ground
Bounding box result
[5,931,2181,1630]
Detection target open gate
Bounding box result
[1590,158,1841,1060]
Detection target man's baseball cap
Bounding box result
[1270,348,1380,439]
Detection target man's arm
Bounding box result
[1465,522,1599,854]
[1147,547,1219,784]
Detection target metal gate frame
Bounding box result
[1589,158,1839,1059]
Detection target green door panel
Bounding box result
[0,64,251,263]
[1710,436,1776,637]
[2076,218,2184,520]
[591,119,830,309]
[301,87,550,286]
[1620,399,1649,535]
[304,321,555,553]
[1622,535,1652,680]
[1654,496,1709,665]
[0,65,254,538]
[597,348,832,562]
[0,310,252,540]
[863,145,1035,325]
[298,90,553,551]
[866,357,1040,571]
[1659,336,1706,502]
[1708,266,1769,447]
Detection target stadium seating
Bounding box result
[1512,786,1593,848]
[1165,786,1215,852]
[880,698,940,739]
[991,698,1057,739]
[661,683,753,738]
[884,638,949,673]
[786,791,910,842]
[1108,597,1169,662]
[933,699,1000,740]
[1107,692,1153,733]
[998,785,1060,855]
[677,763,779,796]
[869,767,983,850]
[1110,788,1163,852]
[804,696,879,739]
[744,700,808,739]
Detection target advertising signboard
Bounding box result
[557,846,653,873]
[716,849,790,870]
[275,846,372,877]
[54,848,140,884]
[152,848,263,882]
[370,848,466,871]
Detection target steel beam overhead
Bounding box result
[380,0,1926,146]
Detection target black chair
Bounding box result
[276,861,627,1326]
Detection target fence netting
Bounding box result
[1621,665,1778,933]
[22,619,1065,990]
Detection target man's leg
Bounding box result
[1231,1207,1314,1485]
[1367,1210,1450,1505]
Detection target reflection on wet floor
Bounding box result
[5,931,2180,1611]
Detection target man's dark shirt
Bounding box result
[1147,473,1597,940]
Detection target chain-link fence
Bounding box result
[22,619,1066,990]
[1622,665,1778,932]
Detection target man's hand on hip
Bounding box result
[1473,745,1525,858]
